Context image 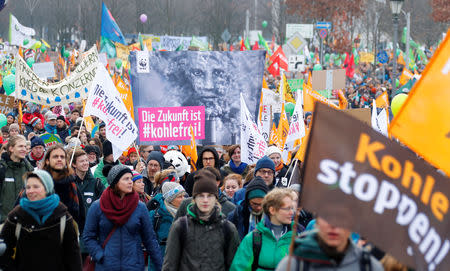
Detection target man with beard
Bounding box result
[93,140,119,187]
[42,145,85,231]
[26,136,46,168]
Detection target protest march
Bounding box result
[0,0,449,270]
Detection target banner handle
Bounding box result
[68,117,85,167]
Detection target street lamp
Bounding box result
[390,0,404,93]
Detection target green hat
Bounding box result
[247,189,267,200]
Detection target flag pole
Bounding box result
[286,158,299,187]
[69,111,86,167]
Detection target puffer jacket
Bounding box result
[230,217,293,271]
[162,203,240,271]
[275,230,384,271]
[83,200,162,271]
[0,152,34,223]
[0,203,82,271]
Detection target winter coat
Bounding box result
[148,194,174,256]
[227,201,251,240]
[174,191,235,220]
[72,171,105,212]
[93,159,121,188]
[162,203,240,271]
[57,126,70,143]
[0,203,82,271]
[275,230,383,271]
[25,152,44,168]
[275,164,291,187]
[230,218,293,271]
[83,200,162,271]
[0,152,34,223]
[221,161,250,178]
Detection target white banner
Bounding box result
[240,93,267,164]
[9,14,36,47]
[85,63,138,161]
[257,88,272,142]
[282,97,306,162]
[372,100,388,137]
[32,62,56,79]
[15,46,98,106]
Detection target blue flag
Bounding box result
[101,2,126,45]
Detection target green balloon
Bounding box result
[324,53,330,63]
[330,53,335,61]
[2,74,15,96]
[0,114,7,129]
[310,52,315,59]
[285,102,295,116]
[40,45,47,53]
[262,20,268,28]
[391,93,408,116]
[313,64,323,71]
[334,58,342,66]
[396,79,400,88]
[31,41,42,50]
[11,67,16,75]
[115,59,123,69]
[23,39,29,45]
[63,50,70,58]
[26,58,35,68]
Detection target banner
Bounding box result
[301,103,450,271]
[0,94,15,115]
[282,95,305,162]
[9,14,36,47]
[390,30,450,176]
[147,35,208,51]
[129,50,265,145]
[115,76,134,119]
[15,46,98,106]
[257,89,272,141]
[84,63,138,161]
[32,62,56,79]
[39,133,62,148]
[240,93,267,164]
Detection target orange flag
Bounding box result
[82,100,96,133]
[337,90,348,109]
[182,126,198,171]
[303,83,340,111]
[390,29,450,176]
[375,91,389,108]
[269,122,279,146]
[399,68,414,85]
[115,76,134,119]
[277,103,290,150]
[294,127,310,162]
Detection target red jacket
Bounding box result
[22,112,45,125]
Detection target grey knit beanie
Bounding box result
[107,164,133,187]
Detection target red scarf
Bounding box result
[30,152,44,162]
[100,187,139,226]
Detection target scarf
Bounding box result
[30,152,44,162]
[229,160,247,175]
[20,194,60,225]
[164,199,178,217]
[45,123,57,134]
[100,187,139,226]
[249,209,263,232]
[275,163,284,173]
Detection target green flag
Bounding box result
[245,37,251,50]
[258,33,272,55]
[100,37,116,58]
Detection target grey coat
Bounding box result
[174,192,236,220]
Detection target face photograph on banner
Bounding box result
[129,50,265,145]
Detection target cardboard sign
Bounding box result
[301,103,450,271]
[342,108,371,125]
[39,133,62,147]
[0,94,15,115]
[312,69,346,91]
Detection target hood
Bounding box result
[195,147,220,170]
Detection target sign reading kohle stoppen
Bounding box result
[15,46,98,106]
[301,102,450,271]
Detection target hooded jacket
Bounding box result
[148,194,174,257]
[0,152,34,223]
[275,230,383,271]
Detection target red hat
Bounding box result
[128,147,137,156]
[29,117,42,128]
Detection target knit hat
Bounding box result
[57,115,65,122]
[107,164,132,187]
[192,171,219,198]
[132,170,143,182]
[47,113,57,121]
[265,146,282,157]
[85,145,100,157]
[245,176,269,201]
[162,182,185,203]
[128,147,137,156]
[103,140,113,157]
[6,112,15,119]
[25,169,54,195]
[254,156,275,175]
[30,117,42,128]
[146,151,164,168]
[31,136,45,149]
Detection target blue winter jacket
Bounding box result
[148,194,174,256]
[83,200,162,271]
[227,201,251,240]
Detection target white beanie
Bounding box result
[265,146,282,157]
[162,182,185,203]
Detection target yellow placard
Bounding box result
[360,52,374,63]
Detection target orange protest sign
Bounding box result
[277,104,290,150]
[390,29,450,176]
[115,76,134,120]
[375,91,389,108]
[399,68,414,85]
[303,84,340,111]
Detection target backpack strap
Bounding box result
[59,215,66,244]
[360,250,372,271]
[251,229,262,271]
[179,216,188,250]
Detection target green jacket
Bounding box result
[230,218,293,271]
[93,159,121,188]
[0,152,34,223]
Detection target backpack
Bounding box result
[251,229,263,271]
[15,215,67,244]
[296,248,373,271]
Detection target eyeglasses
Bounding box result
[249,201,262,208]
[258,169,274,176]
[203,157,215,161]
[279,207,295,212]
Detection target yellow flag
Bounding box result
[375,91,389,108]
[277,104,290,150]
[280,74,296,103]
[82,100,96,133]
[303,83,340,111]
[41,39,51,49]
[399,68,414,85]
[262,77,268,89]
[390,29,450,176]
[115,76,134,120]
[295,127,310,162]
[398,51,406,66]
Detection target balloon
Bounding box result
[396,79,400,88]
[324,53,330,63]
[334,58,342,66]
[262,20,268,28]
[140,14,147,23]
[40,45,47,53]
[285,102,295,116]
[2,74,15,96]
[63,50,70,58]
[0,114,7,129]
[31,41,42,50]
[23,39,29,46]
[115,58,122,69]
[310,52,315,60]
[391,93,408,116]
[11,67,16,75]
[341,53,346,61]
[313,64,323,71]
[26,58,35,68]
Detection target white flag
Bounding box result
[9,14,36,47]
[257,88,272,142]
[85,63,138,161]
[282,96,306,162]
[240,93,267,165]
[371,100,388,137]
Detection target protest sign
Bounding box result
[359,52,375,63]
[32,62,56,79]
[0,94,15,114]
[240,93,267,164]
[9,14,36,47]
[39,133,62,148]
[342,108,371,125]
[138,106,205,141]
[312,69,346,91]
[84,63,138,161]
[129,50,265,145]
[390,30,450,176]
[149,35,208,51]
[301,102,450,271]
[15,46,98,106]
